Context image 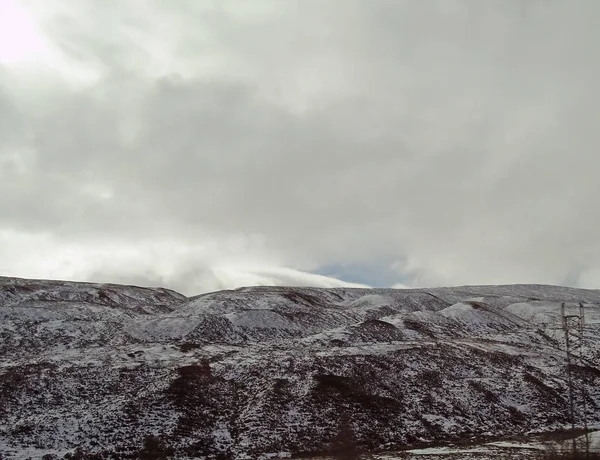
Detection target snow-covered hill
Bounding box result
[1,276,600,459]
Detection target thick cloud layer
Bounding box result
[0,0,599,294]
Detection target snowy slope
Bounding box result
[1,277,600,459]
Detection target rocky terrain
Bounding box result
[1,276,600,459]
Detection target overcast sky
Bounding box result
[0,0,598,295]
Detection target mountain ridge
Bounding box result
[1,276,600,459]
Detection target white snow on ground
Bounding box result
[126,315,204,340]
[225,309,301,330]
[369,430,600,459]
[2,277,600,458]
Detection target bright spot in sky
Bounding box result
[0,0,49,64]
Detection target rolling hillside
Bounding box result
[1,277,599,459]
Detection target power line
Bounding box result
[561,302,591,456]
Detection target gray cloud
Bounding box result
[1,0,599,293]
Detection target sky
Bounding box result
[0,0,599,295]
